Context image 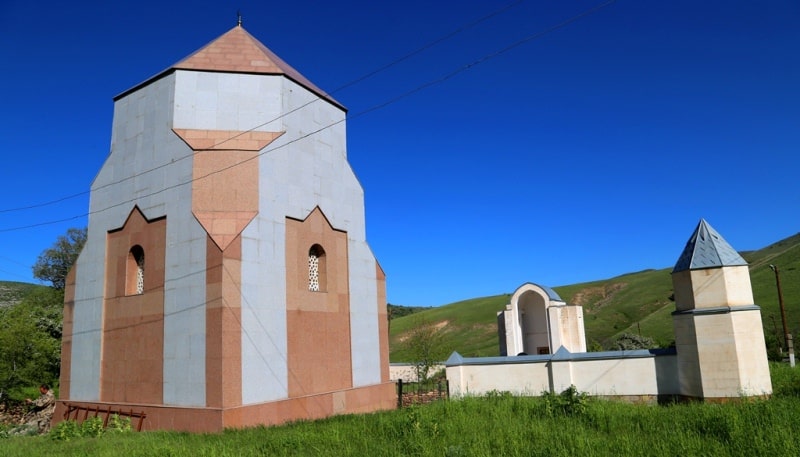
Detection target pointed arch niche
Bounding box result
[103,206,166,403]
[127,245,145,295]
[307,244,327,292]
[285,207,352,396]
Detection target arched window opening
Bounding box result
[126,245,145,295]
[308,244,326,292]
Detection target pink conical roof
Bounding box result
[116,25,344,110]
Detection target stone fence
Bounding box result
[446,347,680,402]
[389,363,445,383]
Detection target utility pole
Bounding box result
[770,264,794,367]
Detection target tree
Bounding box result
[404,317,450,384]
[0,287,63,402]
[32,227,86,290]
[0,228,84,402]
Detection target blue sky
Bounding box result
[0,0,798,306]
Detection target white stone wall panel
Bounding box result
[72,73,209,406]
[240,221,289,403]
[239,76,382,402]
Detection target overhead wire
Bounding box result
[7,0,617,417]
[61,249,375,417]
[6,2,540,412]
[0,0,615,234]
[0,255,33,281]
[0,0,524,215]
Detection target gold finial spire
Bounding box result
[237,11,242,27]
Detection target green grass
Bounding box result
[390,294,509,361]
[748,235,800,342]
[556,268,675,346]
[390,231,800,360]
[5,363,800,456]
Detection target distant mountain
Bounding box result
[389,232,800,362]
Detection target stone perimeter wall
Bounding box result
[389,364,446,383]
[446,349,683,398]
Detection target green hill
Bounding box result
[0,281,42,308]
[390,232,800,362]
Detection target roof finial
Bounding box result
[237,10,242,27]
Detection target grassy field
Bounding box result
[390,294,510,361]
[390,232,800,360]
[3,363,800,456]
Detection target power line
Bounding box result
[0,0,615,234]
[0,191,91,215]
[0,266,30,281]
[60,253,357,417]
[3,2,617,411]
[0,1,525,215]
[0,254,34,281]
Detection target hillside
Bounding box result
[389,231,800,362]
[0,281,41,308]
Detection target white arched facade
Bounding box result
[500,283,586,356]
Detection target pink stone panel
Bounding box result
[205,234,244,409]
[284,208,353,397]
[173,129,283,152]
[59,267,77,401]
[53,384,394,432]
[170,26,341,109]
[376,261,390,382]
[102,208,166,404]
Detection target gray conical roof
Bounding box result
[673,219,748,273]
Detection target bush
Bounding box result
[542,385,589,417]
[50,415,131,441]
[612,333,656,350]
[50,419,82,441]
[108,414,132,433]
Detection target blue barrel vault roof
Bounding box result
[514,282,563,302]
[673,219,748,273]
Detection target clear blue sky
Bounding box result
[1,0,798,307]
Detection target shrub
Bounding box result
[51,415,131,441]
[542,385,588,417]
[108,414,132,433]
[612,333,656,350]
[51,419,81,441]
[81,417,105,438]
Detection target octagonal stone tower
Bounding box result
[672,219,771,399]
[56,24,394,432]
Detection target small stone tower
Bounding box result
[672,219,771,399]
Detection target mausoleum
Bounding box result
[56,23,394,432]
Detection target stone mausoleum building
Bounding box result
[57,24,395,432]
